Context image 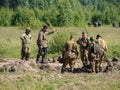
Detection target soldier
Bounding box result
[93,21,98,27]
[36,25,57,63]
[88,37,100,73]
[76,32,89,67]
[95,34,108,72]
[20,27,32,60]
[61,35,78,73]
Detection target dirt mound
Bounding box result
[104,58,120,73]
[0,59,38,73]
[0,58,120,74]
[37,62,62,73]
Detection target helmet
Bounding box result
[26,27,31,32]
[90,37,94,41]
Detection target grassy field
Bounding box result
[0,26,120,90]
[0,26,120,59]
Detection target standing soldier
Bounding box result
[88,37,100,73]
[36,25,57,63]
[95,34,108,72]
[76,32,89,67]
[20,27,32,60]
[61,35,78,73]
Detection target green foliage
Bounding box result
[57,0,74,26]
[0,8,13,26]
[0,0,120,27]
[48,31,70,53]
[11,7,42,29]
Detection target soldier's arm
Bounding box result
[20,33,25,41]
[37,32,43,47]
[46,29,57,35]
[104,41,108,51]
[76,38,81,44]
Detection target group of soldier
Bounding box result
[20,26,107,74]
[61,32,107,73]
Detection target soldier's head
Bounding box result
[70,35,74,40]
[96,34,102,39]
[82,32,87,39]
[25,27,31,35]
[90,37,94,42]
[42,25,48,32]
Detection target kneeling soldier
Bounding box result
[61,35,78,73]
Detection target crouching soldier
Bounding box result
[20,27,32,60]
[61,35,78,73]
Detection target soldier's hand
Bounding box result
[53,29,57,32]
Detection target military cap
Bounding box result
[96,34,102,39]
[26,27,32,32]
[90,37,94,41]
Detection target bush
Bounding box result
[11,7,43,29]
[0,8,13,26]
[48,31,70,54]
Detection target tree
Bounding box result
[57,0,74,26]
[0,8,13,26]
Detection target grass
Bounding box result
[0,26,120,90]
[0,26,120,59]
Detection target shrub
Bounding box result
[0,8,13,26]
[11,7,43,29]
[48,31,70,54]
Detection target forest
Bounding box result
[0,0,120,28]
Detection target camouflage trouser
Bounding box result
[61,53,77,73]
[21,46,30,60]
[89,52,104,73]
[80,49,89,67]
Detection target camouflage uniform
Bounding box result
[88,37,100,72]
[61,36,78,73]
[20,27,32,60]
[95,35,108,72]
[77,37,89,67]
[36,26,56,63]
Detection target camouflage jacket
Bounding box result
[20,33,31,48]
[77,38,89,51]
[95,38,107,51]
[64,40,78,57]
[37,30,54,48]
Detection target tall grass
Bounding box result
[0,26,120,59]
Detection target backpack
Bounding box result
[91,43,100,54]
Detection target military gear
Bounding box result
[89,38,106,73]
[20,29,32,60]
[36,28,56,63]
[61,37,78,73]
[77,37,89,67]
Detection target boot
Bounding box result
[99,66,102,72]
[41,54,46,63]
[95,66,99,73]
[25,53,30,61]
[61,67,65,74]
[36,54,40,63]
